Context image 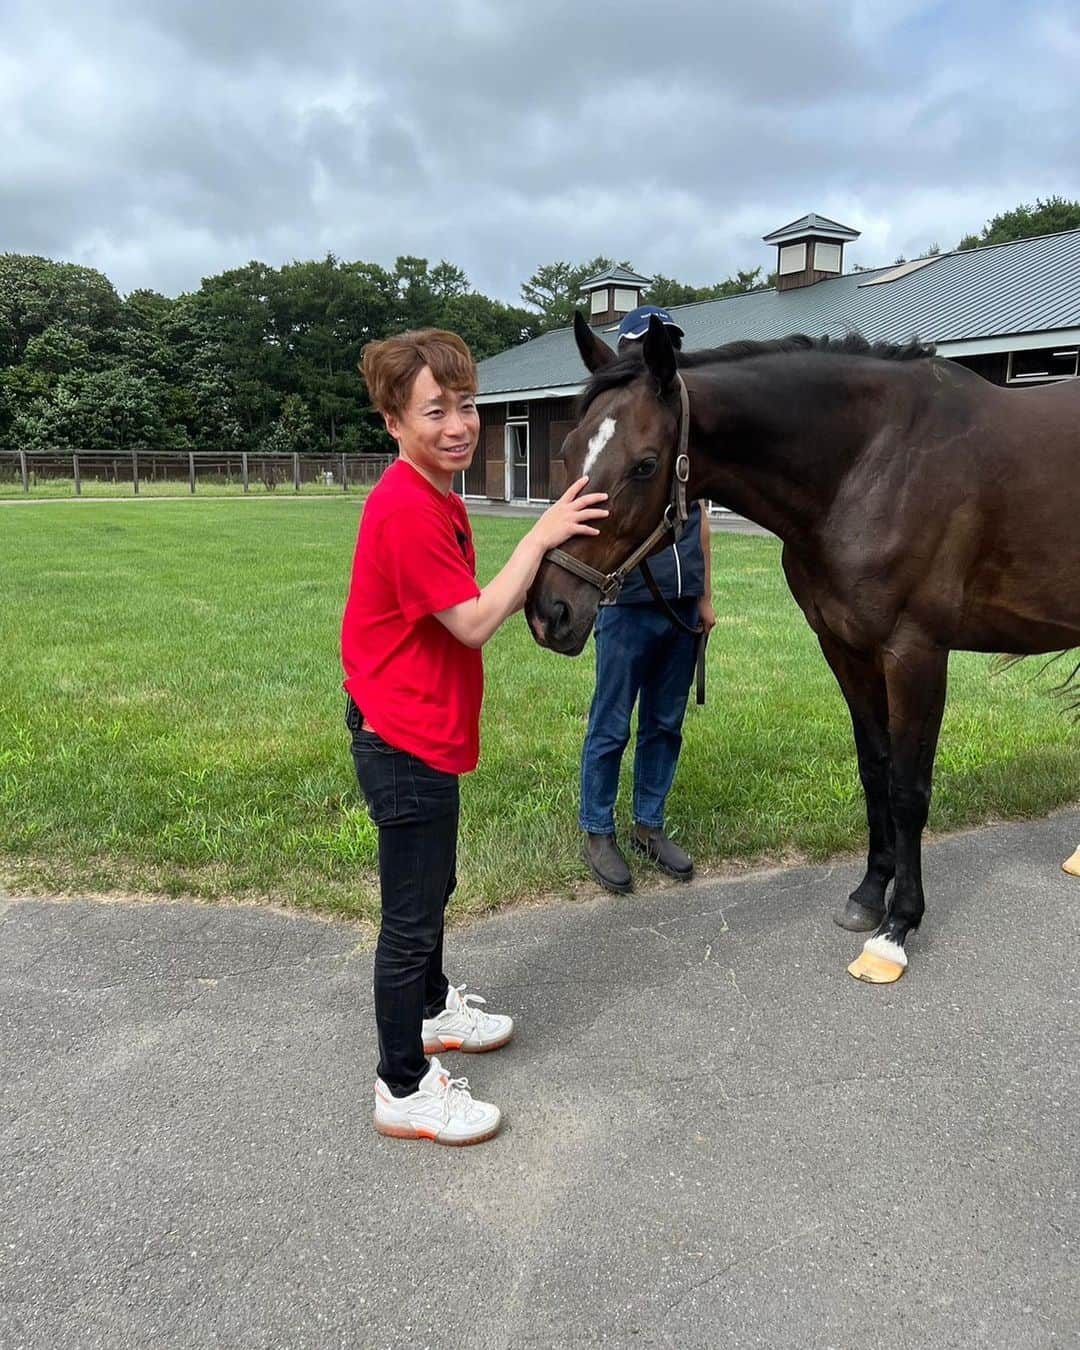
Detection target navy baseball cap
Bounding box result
[617,304,685,341]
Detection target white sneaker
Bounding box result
[373,1057,501,1146]
[422,983,514,1054]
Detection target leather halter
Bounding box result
[544,374,693,603]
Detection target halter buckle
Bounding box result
[675,452,690,484]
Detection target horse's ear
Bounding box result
[574,310,616,373]
[643,314,677,394]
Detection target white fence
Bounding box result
[2,450,394,496]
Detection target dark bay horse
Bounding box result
[525,312,1080,983]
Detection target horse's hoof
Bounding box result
[1062,847,1080,877]
[847,935,907,985]
[833,897,884,932]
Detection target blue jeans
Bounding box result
[579,600,699,835]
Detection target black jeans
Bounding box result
[346,697,458,1096]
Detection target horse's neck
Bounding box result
[696,462,820,544]
[685,360,882,546]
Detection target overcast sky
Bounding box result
[4,0,1078,306]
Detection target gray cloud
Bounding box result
[2,0,1078,303]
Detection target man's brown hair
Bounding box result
[359,329,477,418]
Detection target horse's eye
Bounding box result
[630,457,659,480]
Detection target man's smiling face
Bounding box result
[384,364,480,493]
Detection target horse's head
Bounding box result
[525,311,685,655]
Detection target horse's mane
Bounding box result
[580,331,937,416]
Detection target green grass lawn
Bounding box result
[2,498,1077,926]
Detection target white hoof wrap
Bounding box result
[861,935,909,970]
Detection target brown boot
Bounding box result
[630,826,694,881]
[583,833,633,894]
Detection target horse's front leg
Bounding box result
[848,630,948,984]
[816,631,894,931]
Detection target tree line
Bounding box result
[0,254,536,456]
[2,197,1076,456]
[0,250,768,457]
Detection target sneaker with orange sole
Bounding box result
[373,1057,501,1146]
[422,983,514,1054]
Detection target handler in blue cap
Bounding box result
[614,304,686,347]
[579,304,716,892]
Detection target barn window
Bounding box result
[1007,347,1079,383]
[590,288,609,316]
[613,287,640,312]
[814,241,842,272]
[778,243,807,275]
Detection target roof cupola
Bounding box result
[762,213,860,290]
[579,265,652,326]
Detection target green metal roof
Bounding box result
[477,229,1080,398]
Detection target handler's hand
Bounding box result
[699,598,718,634]
[528,476,608,552]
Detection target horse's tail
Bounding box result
[990,649,1080,713]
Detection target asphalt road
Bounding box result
[2,810,1078,1349]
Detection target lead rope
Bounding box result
[637,376,707,705]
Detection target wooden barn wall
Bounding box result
[474,398,577,501]
[475,405,506,498]
[528,397,576,501]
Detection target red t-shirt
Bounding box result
[341,458,483,774]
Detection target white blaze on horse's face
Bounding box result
[583,416,616,479]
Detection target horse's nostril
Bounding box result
[550,599,572,642]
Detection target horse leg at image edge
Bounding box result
[848,637,948,985]
[816,632,895,932]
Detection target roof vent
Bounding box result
[857,255,942,287]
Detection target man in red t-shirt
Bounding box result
[343,329,607,1146]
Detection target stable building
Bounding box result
[463,214,1080,503]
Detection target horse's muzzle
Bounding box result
[524,591,596,656]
